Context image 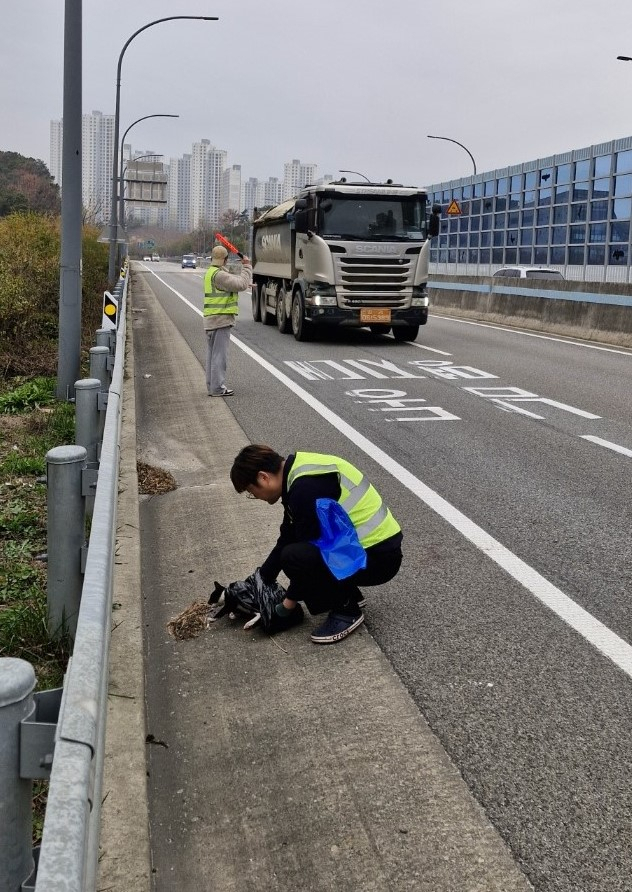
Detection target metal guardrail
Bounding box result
[0,268,128,891]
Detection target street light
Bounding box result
[427,135,477,175]
[339,169,371,182]
[108,15,218,284]
[119,114,178,228]
[617,55,632,61]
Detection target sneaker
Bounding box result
[310,611,364,644]
[266,603,305,635]
[210,387,234,397]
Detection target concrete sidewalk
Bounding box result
[99,273,533,891]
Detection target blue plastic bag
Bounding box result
[313,498,367,580]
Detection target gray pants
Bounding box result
[205,327,232,394]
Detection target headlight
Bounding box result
[306,283,337,306]
[411,285,428,307]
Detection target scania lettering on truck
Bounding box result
[251,180,441,342]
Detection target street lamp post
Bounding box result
[427,135,477,175]
[118,115,178,229]
[339,169,371,182]
[108,15,218,285]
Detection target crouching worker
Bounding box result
[230,445,403,644]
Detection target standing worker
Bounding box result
[230,445,404,643]
[203,244,252,397]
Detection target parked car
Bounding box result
[151,253,160,262]
[142,255,151,262]
[493,266,565,280]
[181,254,197,269]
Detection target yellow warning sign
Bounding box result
[102,291,118,330]
[446,199,462,216]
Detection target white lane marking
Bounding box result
[409,342,453,356]
[581,436,632,457]
[433,313,632,356]
[159,280,632,677]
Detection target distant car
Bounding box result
[151,253,160,262]
[143,255,151,262]
[181,254,197,269]
[493,266,565,280]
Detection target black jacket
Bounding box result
[260,453,402,582]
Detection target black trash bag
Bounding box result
[207,567,286,631]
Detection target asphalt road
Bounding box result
[136,260,632,892]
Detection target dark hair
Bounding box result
[230,445,284,492]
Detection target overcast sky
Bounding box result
[2,1,632,189]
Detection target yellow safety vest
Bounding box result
[203,265,239,316]
[287,451,401,548]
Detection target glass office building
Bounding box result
[427,135,632,283]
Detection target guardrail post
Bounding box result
[46,445,87,639]
[75,379,101,519]
[0,658,36,891]
[89,345,110,390]
[74,378,101,465]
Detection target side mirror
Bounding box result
[294,210,309,234]
[294,198,308,211]
[428,204,441,238]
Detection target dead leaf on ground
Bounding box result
[167,601,211,640]
[136,461,177,494]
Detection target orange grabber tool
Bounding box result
[214,232,244,259]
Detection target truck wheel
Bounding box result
[392,325,419,342]
[260,285,273,325]
[276,284,291,333]
[291,291,311,341]
[252,284,261,322]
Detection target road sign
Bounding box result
[102,291,118,330]
[446,199,462,216]
[146,239,155,248]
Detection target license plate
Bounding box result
[360,308,391,323]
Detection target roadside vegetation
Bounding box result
[0,150,109,843]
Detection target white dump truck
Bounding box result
[251,179,440,341]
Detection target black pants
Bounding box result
[281,541,402,615]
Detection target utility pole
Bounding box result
[56,0,82,400]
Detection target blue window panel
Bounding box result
[481,214,492,230]
[614,174,632,197]
[534,246,548,263]
[550,246,566,264]
[505,247,517,263]
[494,213,506,228]
[520,228,533,246]
[568,246,585,265]
[510,174,522,192]
[555,184,570,203]
[556,163,571,185]
[480,231,491,247]
[590,200,608,221]
[553,205,568,224]
[594,155,612,178]
[538,187,552,205]
[480,248,491,263]
[575,159,590,180]
[592,177,610,199]
[506,229,519,247]
[609,244,628,264]
[610,221,630,243]
[522,209,534,227]
[615,149,632,174]
[571,204,587,223]
[569,225,586,244]
[537,207,550,226]
[551,226,566,244]
[612,198,631,220]
[524,190,536,207]
[589,223,607,243]
[519,247,533,264]
[507,212,520,227]
[587,245,605,264]
[463,185,472,199]
[535,227,550,245]
[573,182,589,201]
[469,232,480,247]
[525,171,537,190]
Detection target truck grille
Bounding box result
[333,255,413,307]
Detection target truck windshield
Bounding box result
[317,194,428,241]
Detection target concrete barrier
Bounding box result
[428,275,632,347]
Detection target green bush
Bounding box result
[0,214,109,377]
